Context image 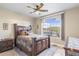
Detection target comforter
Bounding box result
[16,35,48,51]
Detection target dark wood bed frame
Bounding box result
[14,24,50,56]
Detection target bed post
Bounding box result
[48,35,50,48]
[14,24,17,46]
[32,38,36,56]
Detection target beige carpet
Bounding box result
[0,49,19,56]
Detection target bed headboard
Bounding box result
[14,24,32,46]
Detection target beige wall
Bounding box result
[64,6,79,39]
[32,18,41,34]
[0,7,34,40]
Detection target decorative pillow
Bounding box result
[25,31,29,35]
[19,30,29,35]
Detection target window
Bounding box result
[42,15,61,38]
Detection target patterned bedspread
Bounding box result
[16,35,48,51]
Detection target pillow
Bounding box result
[25,31,29,35]
[19,30,29,35]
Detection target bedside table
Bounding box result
[0,39,14,53]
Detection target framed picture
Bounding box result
[3,23,8,30]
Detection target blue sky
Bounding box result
[45,18,61,25]
[43,18,61,28]
[45,18,61,26]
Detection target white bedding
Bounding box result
[67,37,79,49]
[17,34,48,40]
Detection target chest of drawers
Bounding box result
[0,39,14,53]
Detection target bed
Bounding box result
[14,24,50,56]
[64,37,79,56]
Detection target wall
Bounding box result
[0,7,34,40]
[32,18,41,34]
[64,6,79,40]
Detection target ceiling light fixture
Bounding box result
[35,11,40,15]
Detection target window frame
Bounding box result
[41,14,64,40]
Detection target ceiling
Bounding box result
[0,3,79,17]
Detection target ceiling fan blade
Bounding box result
[27,6,35,10]
[39,10,48,12]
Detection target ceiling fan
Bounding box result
[27,3,48,14]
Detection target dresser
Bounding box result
[0,39,14,53]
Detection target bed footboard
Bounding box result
[32,36,50,56]
[16,36,50,56]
